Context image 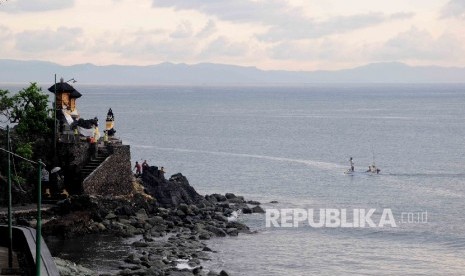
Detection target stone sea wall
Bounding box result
[82,145,133,195]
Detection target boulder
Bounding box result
[251,206,265,214]
[242,207,252,214]
[226,228,238,236]
[225,193,236,199]
[141,169,208,207]
[212,194,227,202]
[205,225,227,237]
[135,209,148,220]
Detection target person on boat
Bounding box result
[367,164,381,174]
[349,157,354,172]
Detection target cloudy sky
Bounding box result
[0,0,464,70]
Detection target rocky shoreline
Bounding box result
[3,167,266,276]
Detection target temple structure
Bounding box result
[47,79,133,197]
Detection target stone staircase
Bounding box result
[80,147,110,180]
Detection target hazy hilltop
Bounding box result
[0,59,464,85]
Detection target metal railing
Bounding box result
[1,125,44,276]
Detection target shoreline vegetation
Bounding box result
[1,165,266,276]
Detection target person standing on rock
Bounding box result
[134,161,142,177]
[142,160,149,174]
[160,166,165,180]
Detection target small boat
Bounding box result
[344,169,356,175]
[366,164,381,174]
[366,150,381,174]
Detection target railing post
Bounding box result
[53,74,57,161]
[7,125,13,268]
[36,160,42,276]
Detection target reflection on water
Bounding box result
[45,234,134,274]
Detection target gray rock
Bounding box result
[242,207,252,214]
[226,221,249,231]
[151,224,167,233]
[118,218,132,225]
[225,193,236,199]
[169,271,196,276]
[198,230,212,240]
[147,216,165,226]
[205,225,227,237]
[213,213,228,222]
[144,267,164,276]
[135,209,149,220]
[54,257,97,276]
[176,209,186,217]
[226,228,238,236]
[132,241,149,247]
[212,194,227,202]
[96,223,106,231]
[105,212,117,220]
[227,198,245,204]
[251,205,265,213]
[178,203,190,214]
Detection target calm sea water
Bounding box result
[6,83,465,275]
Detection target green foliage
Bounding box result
[15,142,35,172]
[0,89,14,122]
[12,175,26,187]
[10,83,51,140]
[15,142,33,159]
[0,83,53,202]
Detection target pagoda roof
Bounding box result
[48,82,82,98]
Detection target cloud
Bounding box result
[440,0,465,19]
[0,0,74,12]
[271,40,341,61]
[152,0,414,41]
[0,24,12,39]
[257,12,414,41]
[199,36,249,58]
[170,21,194,39]
[196,20,216,38]
[0,24,15,51]
[95,30,198,61]
[390,12,415,20]
[152,0,289,23]
[372,28,465,61]
[15,27,83,52]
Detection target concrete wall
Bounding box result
[82,145,133,196]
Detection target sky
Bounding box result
[0,0,464,71]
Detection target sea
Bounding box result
[6,83,465,275]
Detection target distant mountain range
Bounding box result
[0,59,464,85]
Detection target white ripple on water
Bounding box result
[132,145,345,171]
[132,144,465,200]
